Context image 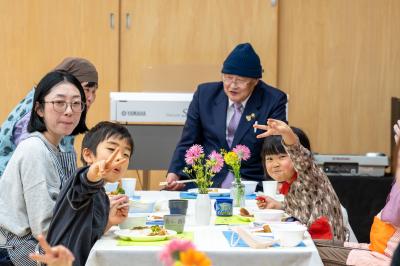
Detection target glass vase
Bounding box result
[231,181,245,207]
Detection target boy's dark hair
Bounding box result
[28,70,88,135]
[261,126,311,171]
[80,121,134,165]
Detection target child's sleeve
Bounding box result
[381,182,400,226]
[66,167,105,211]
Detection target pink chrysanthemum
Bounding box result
[208,151,224,173]
[185,144,204,165]
[233,145,251,161]
[159,239,196,266]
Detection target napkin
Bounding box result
[117,232,194,246]
[222,231,306,248]
[214,215,254,225]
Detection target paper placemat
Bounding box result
[214,215,254,225]
[180,192,256,200]
[222,231,306,248]
[117,232,193,246]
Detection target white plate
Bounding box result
[114,228,177,241]
[188,188,230,196]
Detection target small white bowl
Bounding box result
[119,213,147,229]
[253,209,284,222]
[271,224,307,247]
[129,200,156,213]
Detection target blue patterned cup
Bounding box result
[214,198,233,216]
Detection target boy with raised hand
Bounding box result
[46,121,134,266]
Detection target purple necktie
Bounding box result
[221,103,243,188]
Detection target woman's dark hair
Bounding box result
[80,121,134,166]
[261,126,311,171]
[28,70,88,135]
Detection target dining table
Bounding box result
[85,190,323,266]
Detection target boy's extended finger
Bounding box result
[111,158,128,169]
[29,253,50,264]
[105,148,120,167]
[37,234,52,254]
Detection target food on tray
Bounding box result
[239,208,254,217]
[208,188,219,192]
[131,226,148,230]
[148,225,168,236]
[255,224,272,233]
[150,215,163,220]
[110,187,125,195]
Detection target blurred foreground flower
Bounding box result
[159,239,211,266]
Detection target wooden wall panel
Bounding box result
[278,0,400,156]
[120,0,278,92]
[0,0,119,128]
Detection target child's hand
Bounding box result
[256,195,283,210]
[254,119,298,146]
[256,196,268,209]
[29,235,74,266]
[87,148,128,182]
[108,194,129,227]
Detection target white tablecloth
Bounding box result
[86,191,323,266]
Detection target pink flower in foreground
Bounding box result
[233,145,251,161]
[185,144,204,165]
[208,151,224,173]
[159,239,196,266]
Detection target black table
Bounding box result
[328,175,394,243]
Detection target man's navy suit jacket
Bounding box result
[168,80,288,189]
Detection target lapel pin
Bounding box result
[246,113,256,121]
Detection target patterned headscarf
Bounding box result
[53,57,98,84]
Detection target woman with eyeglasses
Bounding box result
[0,71,88,266]
[0,57,98,177]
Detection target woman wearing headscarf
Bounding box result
[0,57,98,177]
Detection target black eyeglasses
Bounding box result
[42,100,86,113]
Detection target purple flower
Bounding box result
[233,145,251,161]
[185,144,204,165]
[208,151,224,173]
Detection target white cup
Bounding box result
[104,182,119,193]
[262,181,278,197]
[121,178,136,197]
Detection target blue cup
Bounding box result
[214,198,233,216]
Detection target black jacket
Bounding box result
[46,166,109,266]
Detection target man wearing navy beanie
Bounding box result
[166,43,288,190]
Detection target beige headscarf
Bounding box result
[53,57,98,84]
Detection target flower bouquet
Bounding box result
[183,144,224,194]
[159,239,211,266]
[183,144,224,225]
[222,144,251,207]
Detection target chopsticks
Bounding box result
[159,180,195,186]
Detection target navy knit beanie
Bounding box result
[221,43,263,78]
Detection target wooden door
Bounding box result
[120,0,278,91]
[278,0,400,156]
[0,0,119,128]
[119,0,279,189]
